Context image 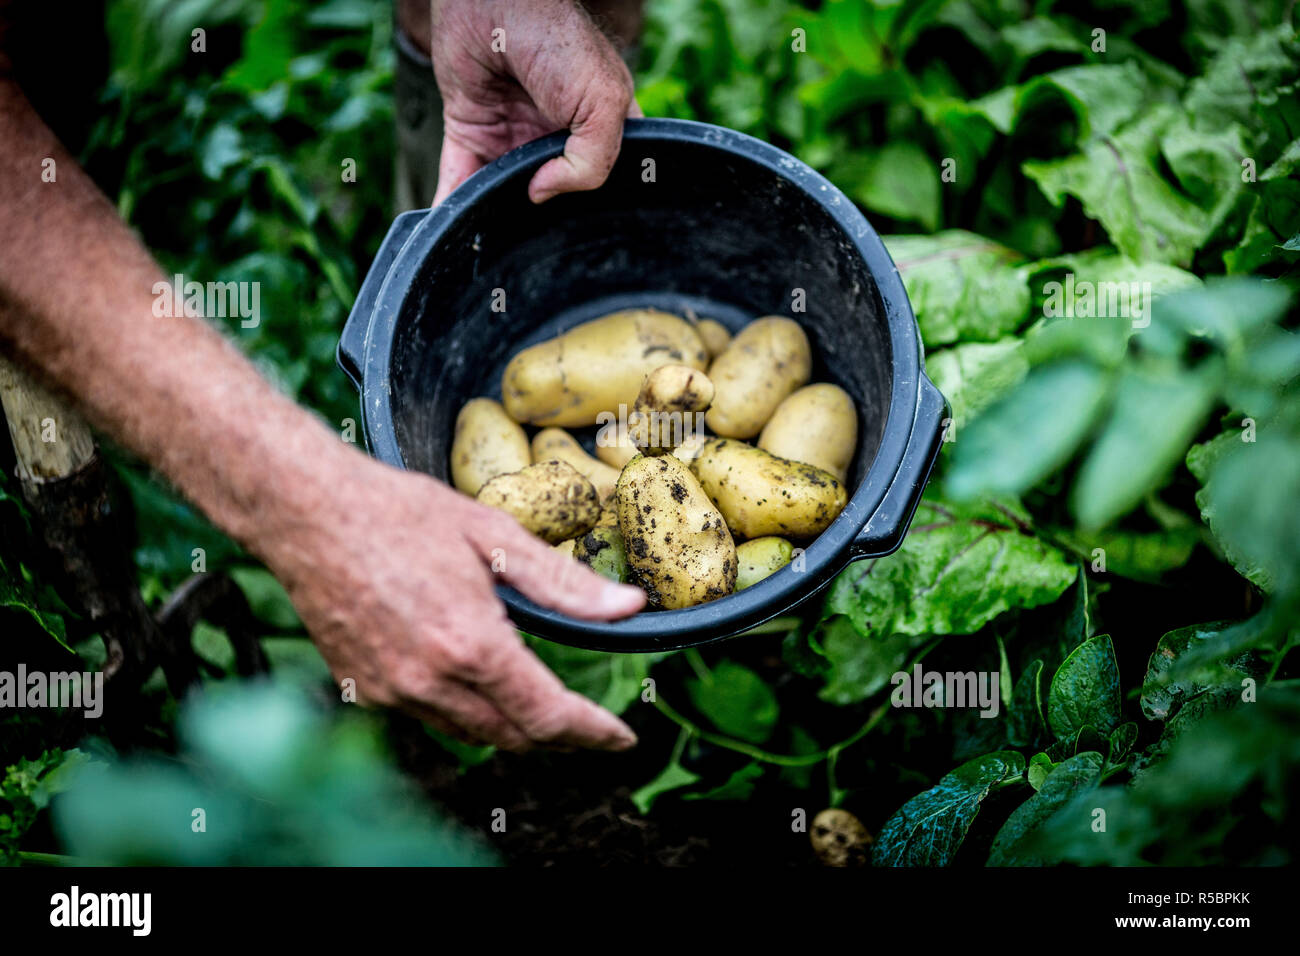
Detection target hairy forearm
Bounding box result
[0,79,354,565]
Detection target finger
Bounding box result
[432,136,484,206]
[470,511,645,619]
[472,635,638,751]
[527,83,632,203]
[404,680,535,754]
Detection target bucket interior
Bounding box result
[386,137,895,490]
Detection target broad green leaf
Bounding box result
[686,660,779,743]
[987,751,1104,866]
[815,497,1075,705]
[631,761,700,814]
[843,142,941,230]
[1051,525,1198,579]
[1070,361,1220,529]
[945,360,1111,499]
[1140,620,1262,721]
[1024,106,1212,267]
[1047,635,1122,739]
[873,751,1025,867]
[884,231,1030,346]
[925,338,1027,433]
[1109,722,1138,763]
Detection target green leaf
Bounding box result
[873,751,1025,867]
[683,762,763,802]
[1026,752,1055,791]
[925,338,1027,434]
[1070,361,1220,529]
[631,761,701,814]
[686,660,779,743]
[525,638,657,717]
[229,566,301,630]
[843,142,941,231]
[1108,722,1138,763]
[945,360,1111,499]
[987,751,1104,866]
[1024,106,1213,267]
[815,497,1076,704]
[1047,635,1122,739]
[1140,620,1261,721]
[884,231,1031,347]
[1008,659,1046,748]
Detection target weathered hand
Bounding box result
[430,0,640,204]
[264,449,645,751]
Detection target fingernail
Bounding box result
[607,727,638,751]
[599,581,645,615]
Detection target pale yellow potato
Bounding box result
[594,423,639,469]
[758,383,858,483]
[476,460,601,544]
[502,309,709,427]
[671,431,708,463]
[553,539,577,558]
[450,398,531,496]
[735,537,794,590]
[706,316,812,438]
[696,318,732,359]
[617,454,736,608]
[691,438,847,540]
[530,427,621,503]
[627,364,714,456]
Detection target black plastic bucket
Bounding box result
[339,118,946,653]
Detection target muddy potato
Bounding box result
[810,808,872,867]
[573,507,629,582]
[627,364,714,456]
[502,309,708,427]
[691,438,847,540]
[476,460,601,544]
[735,537,794,590]
[706,316,812,439]
[450,398,531,495]
[758,383,857,483]
[696,318,732,358]
[617,454,736,609]
[530,427,621,503]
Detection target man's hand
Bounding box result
[430,0,640,204]
[266,450,645,751]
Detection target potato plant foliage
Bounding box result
[2,0,1298,865]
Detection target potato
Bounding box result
[617,454,736,608]
[530,427,621,503]
[758,383,858,483]
[476,460,601,544]
[502,309,708,427]
[450,398,532,495]
[810,809,872,867]
[627,364,714,456]
[553,539,577,558]
[691,438,847,540]
[696,318,732,358]
[735,537,794,590]
[573,507,629,582]
[706,316,812,438]
[671,430,708,464]
[594,420,639,469]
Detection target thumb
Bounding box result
[476,513,645,619]
[527,83,634,203]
